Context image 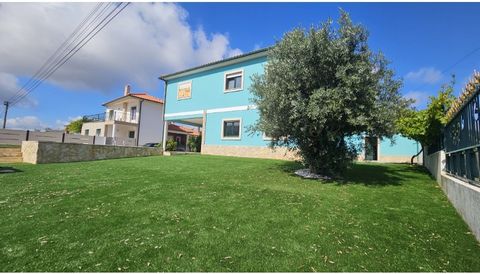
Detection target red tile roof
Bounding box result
[103,92,164,106]
[129,93,164,104]
[168,124,200,136]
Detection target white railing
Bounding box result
[105,110,138,123]
[0,129,135,147]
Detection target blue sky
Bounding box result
[2,2,480,130]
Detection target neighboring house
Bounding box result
[167,123,200,151]
[160,48,421,163]
[81,85,164,146]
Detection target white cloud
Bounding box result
[405,67,443,84]
[0,3,242,94]
[55,116,82,129]
[404,91,430,108]
[6,115,81,130]
[0,72,37,107]
[6,116,48,130]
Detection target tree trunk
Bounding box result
[411,146,424,165]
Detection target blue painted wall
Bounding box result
[380,135,420,156]
[205,109,269,146]
[164,54,420,156]
[165,56,267,116]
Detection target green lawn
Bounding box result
[1,155,479,272]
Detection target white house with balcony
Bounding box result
[81,85,165,146]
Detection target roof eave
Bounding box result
[102,94,163,106]
[159,47,271,81]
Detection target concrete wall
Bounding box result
[423,148,480,242]
[21,141,162,164]
[424,149,445,183]
[440,174,480,242]
[138,100,164,145]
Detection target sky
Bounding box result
[1,2,480,130]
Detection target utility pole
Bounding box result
[2,101,9,129]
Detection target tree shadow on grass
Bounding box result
[276,161,430,187]
[0,166,23,174]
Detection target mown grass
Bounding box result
[0,155,479,272]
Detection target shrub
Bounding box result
[165,139,177,151]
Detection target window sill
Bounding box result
[221,137,241,140]
[224,88,243,93]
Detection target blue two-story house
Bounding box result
[159,48,421,163]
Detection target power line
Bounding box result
[406,46,480,95]
[7,3,105,103]
[8,2,130,107]
[8,3,119,105]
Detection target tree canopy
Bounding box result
[397,78,456,154]
[65,117,89,133]
[250,11,410,175]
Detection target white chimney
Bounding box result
[124,84,131,96]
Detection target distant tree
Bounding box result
[250,11,409,176]
[397,78,456,163]
[65,117,89,133]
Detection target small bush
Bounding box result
[165,139,177,151]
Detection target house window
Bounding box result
[224,70,243,92]
[222,119,241,139]
[84,129,89,135]
[177,81,192,100]
[130,106,137,121]
[95,129,101,136]
[128,131,135,139]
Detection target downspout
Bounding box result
[136,99,144,146]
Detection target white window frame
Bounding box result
[130,106,137,121]
[221,118,242,140]
[177,80,192,100]
[223,69,244,93]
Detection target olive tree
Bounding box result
[250,11,409,176]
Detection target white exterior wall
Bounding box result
[113,123,137,139]
[105,98,140,123]
[138,100,164,145]
[81,121,106,136]
[423,149,445,183]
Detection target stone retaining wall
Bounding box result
[22,141,162,164]
[201,144,299,160]
[202,144,416,163]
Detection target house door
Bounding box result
[365,137,378,161]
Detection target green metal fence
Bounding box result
[444,87,480,186]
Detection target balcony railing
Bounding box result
[84,110,138,123]
[83,113,105,122]
[106,110,138,123]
